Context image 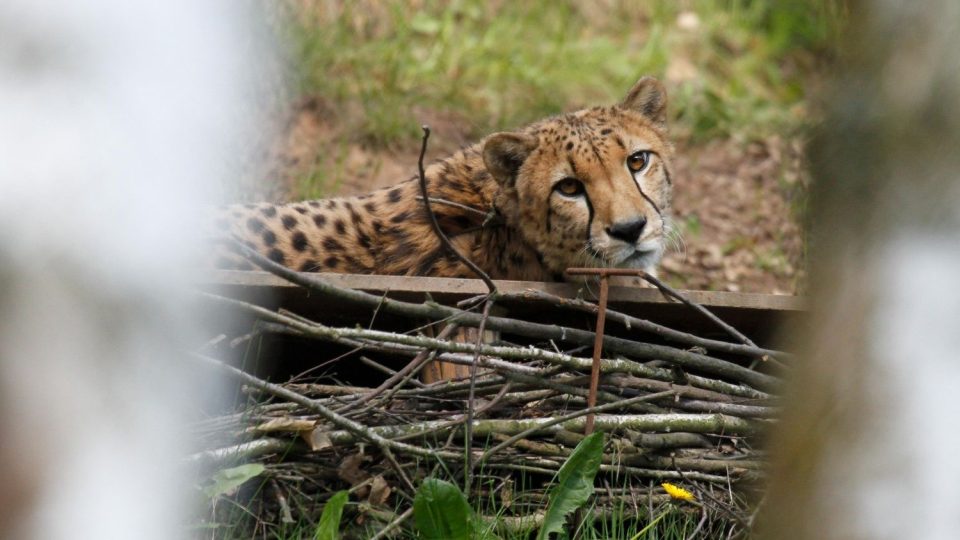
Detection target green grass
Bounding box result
[282,0,843,146]
[196,443,731,539]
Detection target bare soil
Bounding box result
[258,98,807,294]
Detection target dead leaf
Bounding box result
[500,478,514,509]
[337,452,371,486]
[367,475,391,507]
[304,427,333,451]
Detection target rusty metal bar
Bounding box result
[584,273,609,434]
[565,267,649,434]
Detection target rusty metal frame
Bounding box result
[565,267,654,434]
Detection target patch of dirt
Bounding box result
[260,98,471,200]
[663,137,807,294]
[257,100,807,294]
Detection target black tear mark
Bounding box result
[584,190,594,243]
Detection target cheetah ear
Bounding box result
[483,132,539,187]
[620,76,668,126]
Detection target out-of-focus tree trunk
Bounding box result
[759,1,960,539]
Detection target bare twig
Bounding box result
[493,288,789,360]
[337,324,458,414]
[414,195,494,221]
[191,352,459,464]
[464,298,494,496]
[186,438,292,466]
[416,125,496,295]
[641,271,756,349]
[685,507,709,540]
[368,507,413,540]
[199,278,779,397]
[478,389,677,464]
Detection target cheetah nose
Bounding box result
[606,217,647,244]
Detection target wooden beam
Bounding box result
[201,270,805,312]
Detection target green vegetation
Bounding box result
[536,432,605,539]
[195,432,721,539]
[284,0,842,145]
[315,490,349,540]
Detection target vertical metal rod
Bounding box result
[584,274,610,435]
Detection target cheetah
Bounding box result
[211,77,674,282]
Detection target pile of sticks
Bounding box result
[189,244,785,536]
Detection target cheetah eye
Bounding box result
[626,151,651,173]
[554,177,585,197]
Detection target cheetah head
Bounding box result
[483,77,674,278]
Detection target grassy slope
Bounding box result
[286,0,840,151]
[256,1,843,296]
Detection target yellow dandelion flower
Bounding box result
[661,482,696,502]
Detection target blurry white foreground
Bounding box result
[761,1,960,538]
[0,1,266,537]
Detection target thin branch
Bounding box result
[185,437,292,466]
[318,413,759,448]
[414,195,495,221]
[201,290,772,397]
[336,324,458,414]
[416,125,497,295]
[208,252,780,391]
[685,507,709,540]
[368,507,413,540]
[495,288,789,360]
[641,272,756,349]
[478,389,677,464]
[464,298,494,496]
[191,352,459,463]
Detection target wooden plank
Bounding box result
[199,270,804,349]
[202,270,805,312]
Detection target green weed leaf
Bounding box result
[202,463,265,499]
[314,490,348,540]
[414,478,473,540]
[536,431,605,540]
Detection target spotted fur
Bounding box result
[211,77,675,281]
